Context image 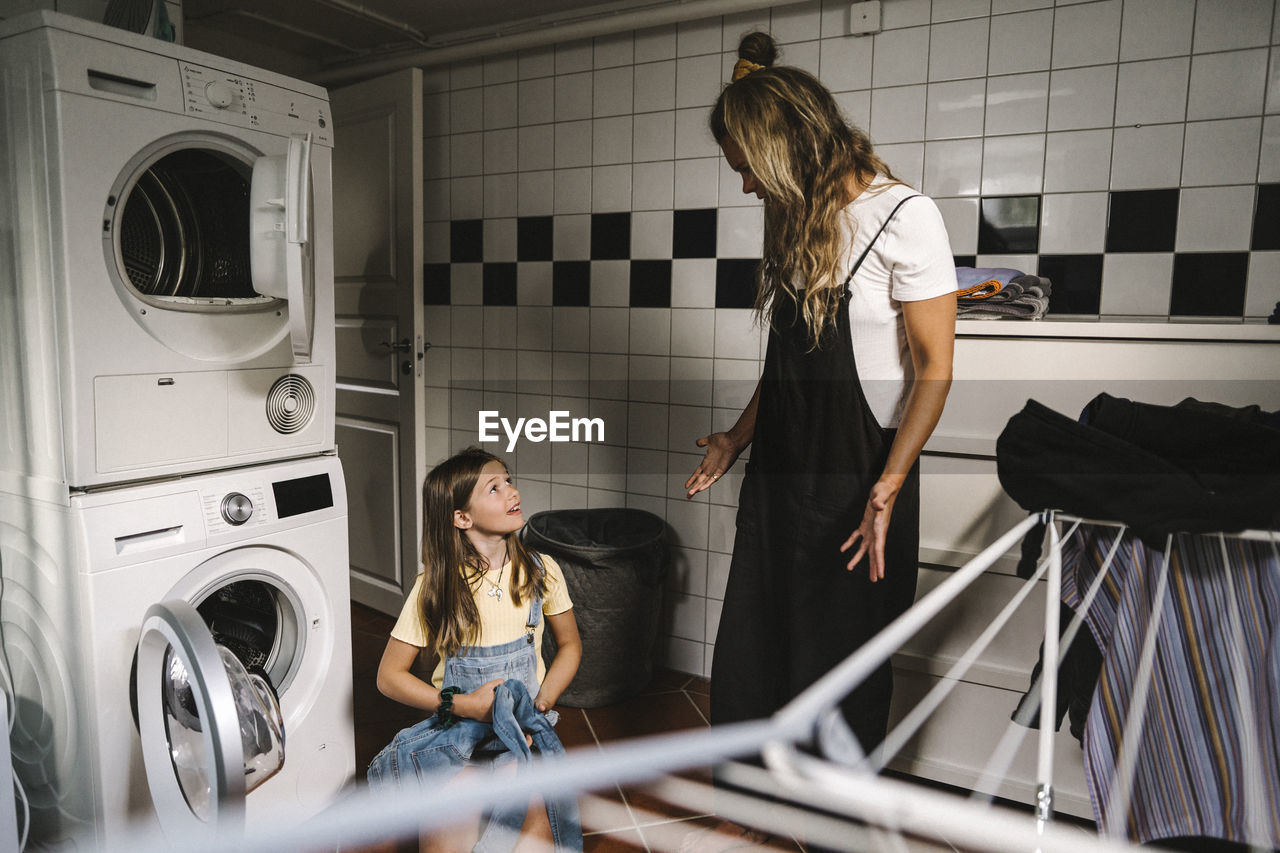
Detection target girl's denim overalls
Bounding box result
[368,577,582,853]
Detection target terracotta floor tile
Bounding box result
[583,828,647,853]
[582,779,629,808]
[350,632,387,674]
[639,814,804,853]
[554,706,598,750]
[578,790,637,835]
[684,677,710,696]
[354,726,392,773]
[621,766,714,821]
[688,691,710,723]
[339,837,415,853]
[351,602,395,632]
[352,678,426,726]
[639,668,694,694]
[586,691,708,743]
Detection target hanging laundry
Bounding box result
[1066,527,1278,848]
[996,395,1280,847]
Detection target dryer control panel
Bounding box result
[180,61,332,146]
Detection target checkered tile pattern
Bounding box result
[429,185,1277,318]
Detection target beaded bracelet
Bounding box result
[436,686,461,729]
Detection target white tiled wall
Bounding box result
[423,0,1280,677]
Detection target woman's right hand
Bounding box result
[685,432,743,498]
[452,679,504,722]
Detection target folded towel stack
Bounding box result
[955,267,1053,320]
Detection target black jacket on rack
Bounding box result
[996,393,1280,547]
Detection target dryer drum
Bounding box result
[117,149,255,299]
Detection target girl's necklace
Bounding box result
[481,557,506,600]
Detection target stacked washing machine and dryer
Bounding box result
[0,11,355,848]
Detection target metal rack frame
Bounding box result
[111,512,1279,853]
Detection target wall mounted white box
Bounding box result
[850,1,882,36]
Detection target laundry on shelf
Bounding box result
[954,266,1053,320]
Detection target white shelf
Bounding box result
[956,318,1280,342]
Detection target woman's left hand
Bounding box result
[840,478,902,582]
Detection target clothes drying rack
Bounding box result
[110,512,1279,853]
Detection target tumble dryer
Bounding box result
[0,11,336,490]
[0,454,354,846]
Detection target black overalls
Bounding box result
[709,198,922,754]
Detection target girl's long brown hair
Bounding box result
[710,31,901,347]
[417,447,546,659]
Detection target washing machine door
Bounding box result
[134,600,285,839]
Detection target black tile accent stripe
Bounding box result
[424,263,451,305]
[451,219,483,263]
[1170,253,1248,317]
[518,216,554,261]
[434,196,1262,318]
[978,195,1041,254]
[1106,189,1179,253]
[1252,184,1280,251]
[483,263,517,305]
[630,260,672,308]
[591,212,631,260]
[715,259,757,309]
[1038,254,1102,315]
[674,209,718,258]
[553,261,591,306]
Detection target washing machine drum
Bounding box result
[196,580,278,671]
[118,149,255,299]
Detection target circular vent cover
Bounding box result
[265,374,315,434]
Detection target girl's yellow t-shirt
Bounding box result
[389,552,573,688]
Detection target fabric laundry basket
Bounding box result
[524,508,668,708]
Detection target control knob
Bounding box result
[205,80,236,109]
[220,492,253,526]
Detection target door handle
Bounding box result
[379,338,412,353]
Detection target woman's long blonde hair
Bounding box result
[417,447,545,659]
[711,32,900,346]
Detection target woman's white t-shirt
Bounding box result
[837,178,956,428]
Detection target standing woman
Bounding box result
[685,32,956,753]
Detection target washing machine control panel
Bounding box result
[219,492,254,525]
[180,61,332,144]
[203,485,267,535]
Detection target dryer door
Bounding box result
[134,600,285,839]
[250,133,315,362]
[105,138,293,364]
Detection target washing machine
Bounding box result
[0,11,337,490]
[0,453,355,847]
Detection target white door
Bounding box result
[330,69,425,615]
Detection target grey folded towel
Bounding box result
[957,275,1052,319]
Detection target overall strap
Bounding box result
[525,551,544,631]
[842,194,922,289]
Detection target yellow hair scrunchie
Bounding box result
[731,58,764,82]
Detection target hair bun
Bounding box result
[737,31,778,67]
